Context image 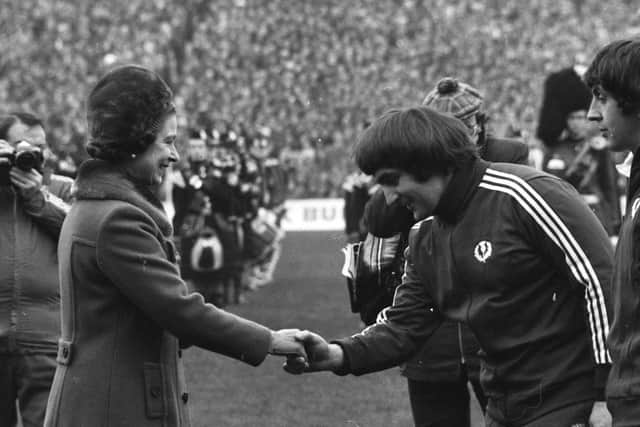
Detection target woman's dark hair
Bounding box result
[584,38,640,115]
[86,65,175,162]
[354,106,478,182]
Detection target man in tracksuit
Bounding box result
[585,38,640,426]
[363,77,529,427]
[286,106,613,426]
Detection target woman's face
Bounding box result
[127,113,179,185]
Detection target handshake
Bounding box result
[268,329,344,374]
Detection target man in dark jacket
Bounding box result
[537,67,621,237]
[359,77,529,427]
[585,38,640,426]
[287,106,613,427]
[0,113,73,427]
[371,78,529,427]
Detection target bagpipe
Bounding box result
[244,207,283,263]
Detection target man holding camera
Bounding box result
[0,113,73,427]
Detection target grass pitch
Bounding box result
[184,231,482,427]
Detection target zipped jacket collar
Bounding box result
[627,146,640,203]
[433,157,489,224]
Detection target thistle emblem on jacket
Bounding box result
[474,240,492,263]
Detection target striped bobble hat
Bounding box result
[422,77,484,122]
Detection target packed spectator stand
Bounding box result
[2,0,639,198]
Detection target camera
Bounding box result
[0,141,44,186]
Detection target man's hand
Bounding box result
[10,167,43,201]
[0,139,11,152]
[283,330,344,374]
[268,329,308,361]
[589,401,611,427]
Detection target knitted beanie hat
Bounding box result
[86,65,175,162]
[422,77,484,123]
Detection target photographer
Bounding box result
[0,113,73,427]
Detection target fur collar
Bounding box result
[73,159,172,237]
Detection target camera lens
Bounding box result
[15,151,37,172]
[14,147,43,172]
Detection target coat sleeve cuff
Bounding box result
[330,339,352,376]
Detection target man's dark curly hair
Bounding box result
[355,106,478,182]
[584,38,640,115]
[86,65,175,162]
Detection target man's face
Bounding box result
[187,138,207,162]
[587,87,640,152]
[376,168,450,220]
[250,138,272,158]
[7,122,46,149]
[128,113,180,185]
[566,110,591,140]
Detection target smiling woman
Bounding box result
[126,114,179,186]
[43,65,308,427]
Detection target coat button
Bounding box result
[150,386,161,398]
[182,392,189,403]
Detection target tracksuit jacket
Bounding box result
[334,158,613,425]
[366,136,529,382]
[607,149,640,422]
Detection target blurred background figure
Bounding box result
[244,126,288,289]
[537,66,621,238]
[172,128,227,306]
[342,121,375,245]
[0,112,73,427]
[342,169,373,244]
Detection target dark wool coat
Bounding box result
[44,160,272,427]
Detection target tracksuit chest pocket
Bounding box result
[143,362,167,419]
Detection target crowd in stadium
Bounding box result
[2,0,640,197]
[5,1,640,426]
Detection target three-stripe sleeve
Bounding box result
[479,168,611,364]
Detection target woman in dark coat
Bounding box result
[44,65,305,427]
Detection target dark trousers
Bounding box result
[0,352,56,427]
[407,375,487,427]
[485,400,593,427]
